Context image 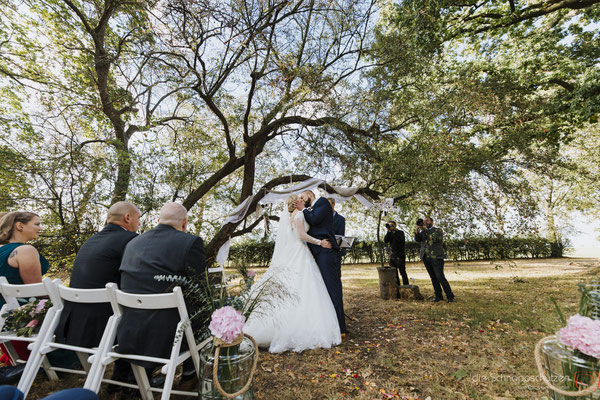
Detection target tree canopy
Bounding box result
[1,0,598,265]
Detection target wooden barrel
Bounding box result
[377,267,398,300]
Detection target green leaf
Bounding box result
[453,369,468,381]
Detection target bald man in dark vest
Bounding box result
[55,201,140,347]
[116,202,205,386]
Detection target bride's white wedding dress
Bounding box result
[243,209,341,352]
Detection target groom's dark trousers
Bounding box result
[304,197,348,334]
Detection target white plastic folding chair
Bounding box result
[0,276,61,391]
[17,279,122,397]
[94,283,206,400]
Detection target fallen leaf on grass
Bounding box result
[453,369,468,380]
[361,366,373,378]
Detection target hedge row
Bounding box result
[227,236,558,268]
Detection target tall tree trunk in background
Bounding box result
[545,185,563,257]
[492,195,505,237]
[377,210,385,267]
[111,138,131,203]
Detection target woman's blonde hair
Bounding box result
[0,211,39,244]
[286,195,299,213]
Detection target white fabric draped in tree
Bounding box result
[223,178,373,225]
[217,177,377,266]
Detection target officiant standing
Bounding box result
[329,198,347,270]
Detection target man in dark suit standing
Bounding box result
[116,202,205,384]
[55,201,140,347]
[384,221,409,287]
[414,216,454,303]
[295,191,347,337]
[328,198,347,262]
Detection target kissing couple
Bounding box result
[243,190,348,352]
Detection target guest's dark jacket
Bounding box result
[414,227,445,260]
[55,223,137,347]
[116,224,205,366]
[304,197,340,254]
[384,229,405,259]
[333,212,347,257]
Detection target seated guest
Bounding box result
[0,212,49,293]
[0,211,50,358]
[55,201,140,348]
[0,212,49,380]
[116,202,205,385]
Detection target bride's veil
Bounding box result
[270,209,295,268]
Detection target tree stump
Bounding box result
[398,285,424,300]
[377,267,398,300]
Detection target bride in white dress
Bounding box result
[243,195,341,352]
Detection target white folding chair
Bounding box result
[0,277,61,389]
[95,283,206,400]
[17,279,122,397]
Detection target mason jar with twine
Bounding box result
[212,333,259,399]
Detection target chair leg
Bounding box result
[160,365,177,400]
[131,364,153,400]
[83,358,105,393]
[41,355,59,380]
[85,317,119,393]
[2,341,20,366]
[76,351,91,373]
[16,350,42,398]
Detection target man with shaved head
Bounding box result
[116,202,205,388]
[54,201,140,392]
[56,201,140,347]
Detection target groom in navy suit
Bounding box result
[296,191,348,336]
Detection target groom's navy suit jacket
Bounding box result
[303,197,347,333]
[304,197,340,253]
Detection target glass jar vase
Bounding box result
[199,336,255,399]
[582,282,600,321]
[540,336,600,400]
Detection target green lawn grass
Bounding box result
[25,257,599,400]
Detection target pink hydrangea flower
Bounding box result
[247,270,256,279]
[35,299,48,314]
[558,314,600,358]
[25,319,39,328]
[209,306,245,344]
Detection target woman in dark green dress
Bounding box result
[0,212,49,302]
[0,211,49,378]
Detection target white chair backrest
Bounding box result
[56,283,112,304]
[0,277,57,313]
[0,277,50,306]
[112,286,190,324]
[53,280,121,317]
[113,287,182,310]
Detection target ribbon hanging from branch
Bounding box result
[217,177,381,267]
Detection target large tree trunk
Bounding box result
[545,189,563,257]
[376,210,385,267]
[63,0,140,204]
[493,195,505,237]
[111,139,131,203]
